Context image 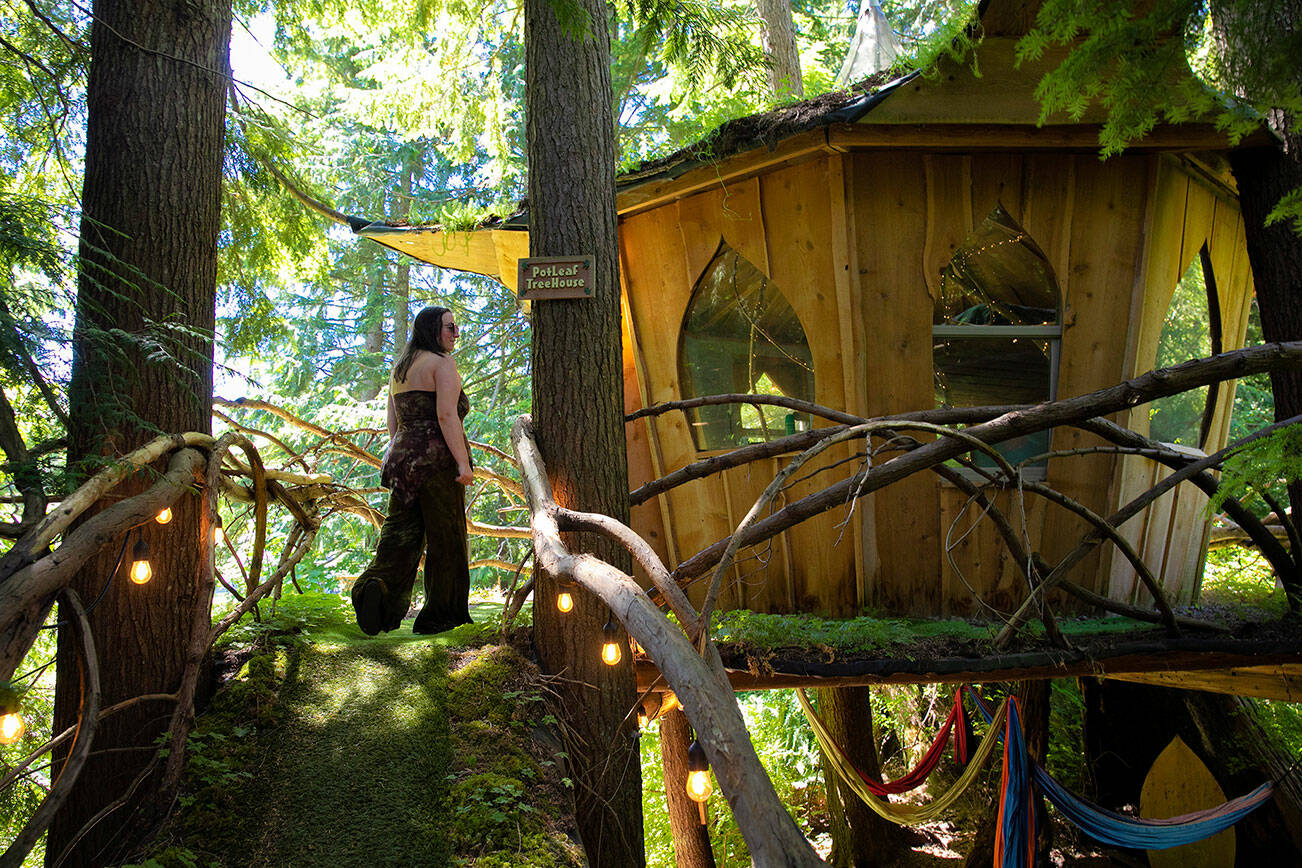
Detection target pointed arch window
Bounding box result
[678,243,814,451]
[1149,243,1222,448]
[933,204,1062,478]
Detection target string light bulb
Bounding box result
[600,618,622,666]
[0,687,25,745]
[129,537,152,585]
[686,740,713,803]
[212,514,224,546]
[0,711,24,744]
[556,590,573,613]
[155,506,173,525]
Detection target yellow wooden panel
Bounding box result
[1019,154,1076,303]
[1141,737,1234,868]
[491,229,530,291]
[852,151,941,615]
[1107,457,1158,601]
[866,39,1111,126]
[922,154,972,303]
[760,158,858,616]
[677,178,768,287]
[1042,155,1153,596]
[619,207,735,602]
[829,156,871,608]
[970,152,1024,225]
[1162,478,1211,605]
[620,283,672,581]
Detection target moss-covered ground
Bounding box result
[129,594,582,868]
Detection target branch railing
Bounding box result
[0,396,534,866]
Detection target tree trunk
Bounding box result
[816,686,904,866]
[524,0,643,863]
[659,707,717,868]
[1215,0,1302,601]
[1229,142,1302,596]
[391,153,416,362]
[756,0,803,98]
[1083,679,1302,862]
[48,0,230,862]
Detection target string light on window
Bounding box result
[155,506,173,525]
[129,536,152,585]
[601,618,622,666]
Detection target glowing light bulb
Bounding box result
[155,507,172,524]
[213,525,224,546]
[129,538,152,585]
[0,712,24,744]
[600,619,622,666]
[686,740,712,802]
[556,591,573,613]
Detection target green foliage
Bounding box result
[640,690,827,867]
[1149,255,1211,445]
[1019,0,1302,228]
[1209,422,1302,517]
[1201,546,1289,614]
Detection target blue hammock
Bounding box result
[966,687,1275,852]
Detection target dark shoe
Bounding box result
[412,618,452,635]
[354,581,385,636]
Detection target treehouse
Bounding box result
[354,5,1274,623]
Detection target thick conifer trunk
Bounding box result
[48,0,229,862]
[816,686,904,866]
[1229,143,1302,594]
[524,0,643,863]
[659,707,717,868]
[756,0,803,97]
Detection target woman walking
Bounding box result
[352,305,475,635]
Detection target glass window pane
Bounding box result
[936,203,1060,326]
[934,338,1052,407]
[679,244,814,450]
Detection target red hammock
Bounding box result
[853,690,974,796]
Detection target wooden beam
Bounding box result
[635,643,1302,695]
[826,123,1268,153]
[1108,665,1302,702]
[615,129,833,218]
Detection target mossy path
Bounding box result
[147,598,582,867]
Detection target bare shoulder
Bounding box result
[392,350,448,393]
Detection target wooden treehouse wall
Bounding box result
[1107,157,1255,607]
[619,149,1254,619]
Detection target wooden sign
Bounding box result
[517,256,594,300]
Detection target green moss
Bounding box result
[447,644,531,726]
[471,832,584,867]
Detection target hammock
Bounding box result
[797,688,1007,825]
[967,687,1275,853]
[840,691,973,796]
[994,697,1034,868]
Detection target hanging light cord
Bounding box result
[38,530,132,631]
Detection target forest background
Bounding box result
[2,0,1300,864]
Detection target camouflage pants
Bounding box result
[351,470,471,633]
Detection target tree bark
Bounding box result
[659,707,717,868]
[815,686,904,866]
[524,0,643,863]
[1229,143,1302,562]
[48,0,229,861]
[756,0,803,98]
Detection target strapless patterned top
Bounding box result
[381,389,471,506]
